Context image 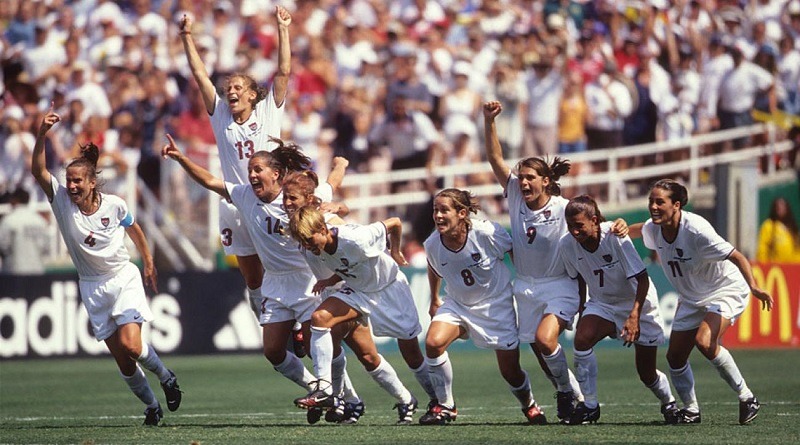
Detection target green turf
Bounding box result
[1,348,798,444]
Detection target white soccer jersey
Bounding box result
[302,222,397,293]
[227,183,308,274]
[210,88,284,185]
[49,176,131,279]
[559,222,656,306]
[506,174,569,279]
[642,211,749,305]
[425,219,513,306]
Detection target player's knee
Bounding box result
[356,351,380,370]
[694,331,715,358]
[534,333,558,355]
[263,344,286,365]
[573,334,593,352]
[310,310,333,328]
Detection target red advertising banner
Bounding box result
[725,264,800,349]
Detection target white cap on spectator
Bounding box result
[122,25,139,37]
[546,14,565,30]
[138,15,166,37]
[3,105,24,122]
[444,114,477,140]
[72,60,91,72]
[651,0,669,9]
[196,35,216,52]
[789,1,800,14]
[452,60,472,77]
[106,55,125,68]
[214,0,234,14]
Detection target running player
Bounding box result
[483,101,583,422]
[161,135,358,421]
[288,206,436,425]
[628,179,773,425]
[558,195,678,425]
[31,107,181,426]
[420,189,547,426]
[178,6,291,315]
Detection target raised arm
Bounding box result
[273,5,292,107]
[728,249,774,311]
[483,101,511,189]
[179,14,217,113]
[383,217,408,266]
[125,222,158,293]
[31,105,59,201]
[161,134,230,200]
[326,156,349,191]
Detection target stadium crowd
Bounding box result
[1,0,799,238]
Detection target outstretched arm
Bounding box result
[125,222,158,293]
[273,6,292,107]
[483,101,511,189]
[728,249,774,311]
[383,217,408,266]
[31,105,59,201]
[161,134,230,200]
[179,14,217,113]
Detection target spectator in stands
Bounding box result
[1,105,34,197]
[558,71,588,155]
[757,197,800,263]
[440,61,481,150]
[777,35,800,116]
[384,43,433,116]
[585,61,633,151]
[485,58,527,160]
[369,94,440,174]
[0,187,49,275]
[523,53,564,158]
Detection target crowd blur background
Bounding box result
[1,0,800,273]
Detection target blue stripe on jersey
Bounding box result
[120,213,134,227]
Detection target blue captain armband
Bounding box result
[120,213,135,227]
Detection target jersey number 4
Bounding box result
[84,232,97,247]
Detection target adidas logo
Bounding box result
[213,300,263,350]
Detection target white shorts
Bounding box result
[79,262,153,341]
[331,274,422,340]
[219,199,257,256]
[582,296,665,346]
[672,292,749,332]
[433,293,519,350]
[257,269,322,325]
[514,275,580,343]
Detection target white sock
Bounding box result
[670,363,699,412]
[274,352,315,390]
[137,343,171,383]
[509,370,534,409]
[645,370,676,405]
[310,326,334,395]
[122,365,158,408]
[367,355,413,404]
[331,349,347,396]
[568,369,585,402]
[247,286,263,316]
[574,348,599,409]
[341,370,361,403]
[711,347,753,401]
[542,344,572,392]
[426,352,455,408]
[410,362,437,401]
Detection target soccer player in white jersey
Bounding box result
[483,101,583,422]
[626,179,773,425]
[558,195,678,425]
[179,6,291,317]
[288,206,436,425]
[31,107,181,426]
[161,135,359,421]
[420,189,547,426]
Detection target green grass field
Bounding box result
[1,348,798,444]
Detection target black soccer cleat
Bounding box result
[419,403,458,425]
[143,404,163,427]
[555,391,575,424]
[739,397,760,425]
[569,402,600,425]
[674,408,701,424]
[324,397,347,423]
[340,400,366,424]
[394,396,418,425]
[661,401,680,425]
[294,380,338,411]
[523,403,547,425]
[307,407,323,424]
[160,370,182,412]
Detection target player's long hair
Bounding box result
[225,73,269,107]
[67,142,103,199]
[565,195,606,223]
[288,205,326,244]
[435,188,480,230]
[516,156,571,196]
[650,179,689,208]
[251,137,312,182]
[283,170,322,208]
